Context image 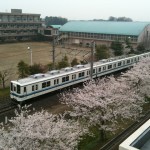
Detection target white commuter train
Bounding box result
[10,52,150,102]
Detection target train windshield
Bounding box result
[10,82,13,91]
[10,82,21,94]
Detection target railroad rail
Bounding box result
[0,96,17,114]
[100,110,150,150]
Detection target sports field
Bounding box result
[0,41,90,82]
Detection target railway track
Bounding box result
[100,110,150,150]
[0,102,17,114]
[0,97,18,114]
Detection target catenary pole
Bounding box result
[90,41,95,79]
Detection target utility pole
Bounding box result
[52,35,55,69]
[27,47,32,66]
[90,41,95,80]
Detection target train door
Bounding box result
[23,86,27,97]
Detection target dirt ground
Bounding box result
[0,41,91,84]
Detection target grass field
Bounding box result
[0,41,90,87]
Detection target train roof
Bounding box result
[12,64,91,86]
[11,52,150,86]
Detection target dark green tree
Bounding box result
[45,16,68,26]
[108,16,117,21]
[57,55,69,69]
[17,60,29,78]
[29,63,46,75]
[71,58,79,67]
[108,16,132,22]
[111,41,123,56]
[125,38,131,48]
[47,63,55,71]
[137,44,146,53]
[95,45,110,60]
[117,17,132,22]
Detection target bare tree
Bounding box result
[0,69,10,89]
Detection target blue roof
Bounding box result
[59,21,150,36]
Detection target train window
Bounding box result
[36,85,38,90]
[17,85,21,94]
[79,73,82,77]
[113,64,116,68]
[57,79,59,84]
[79,72,84,77]
[131,59,133,62]
[42,82,46,88]
[10,83,12,91]
[123,61,125,65]
[103,66,106,71]
[62,76,69,82]
[66,76,69,81]
[14,86,16,92]
[108,64,112,69]
[54,80,56,85]
[32,86,34,91]
[24,87,26,93]
[99,68,101,72]
[87,71,89,75]
[127,60,130,64]
[47,81,50,86]
[93,69,95,74]
[118,62,122,66]
[62,77,66,83]
[54,79,59,85]
[72,74,76,80]
[134,58,136,61]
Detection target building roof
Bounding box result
[50,25,62,29]
[119,119,150,150]
[59,21,150,36]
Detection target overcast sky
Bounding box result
[1,0,150,21]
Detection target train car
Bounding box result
[10,52,150,102]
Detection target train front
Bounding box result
[10,81,23,102]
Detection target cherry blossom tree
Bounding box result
[121,57,150,98]
[60,76,144,140]
[0,105,87,150]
